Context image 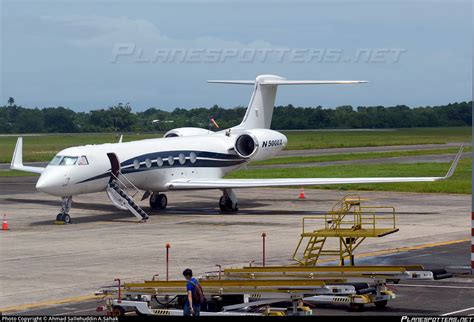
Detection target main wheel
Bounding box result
[219,195,238,213]
[157,194,167,209]
[56,213,63,221]
[149,193,159,209]
[219,195,227,212]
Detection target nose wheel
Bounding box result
[55,196,72,224]
[56,213,71,224]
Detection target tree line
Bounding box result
[0,99,471,133]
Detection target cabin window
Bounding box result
[179,153,186,165]
[133,159,140,169]
[168,155,174,165]
[49,155,62,165]
[59,156,78,166]
[145,158,152,168]
[78,156,89,166]
[189,152,197,164]
[157,157,163,167]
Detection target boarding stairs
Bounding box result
[106,172,149,221]
[293,195,398,266]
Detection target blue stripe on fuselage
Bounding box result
[77,151,246,184]
[120,150,242,167]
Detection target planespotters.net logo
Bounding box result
[110,44,407,65]
[401,317,474,322]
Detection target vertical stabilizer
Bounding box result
[239,75,283,129]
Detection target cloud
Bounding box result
[37,15,277,50]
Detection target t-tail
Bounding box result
[208,74,367,129]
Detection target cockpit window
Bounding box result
[59,156,78,166]
[78,156,89,165]
[49,155,63,165]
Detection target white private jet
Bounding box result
[10,75,463,223]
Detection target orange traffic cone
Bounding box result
[298,187,306,199]
[2,214,9,230]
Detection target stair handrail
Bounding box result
[111,172,141,198]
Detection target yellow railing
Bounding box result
[331,194,362,212]
[301,206,396,235]
[294,195,398,266]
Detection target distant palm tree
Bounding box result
[7,97,15,106]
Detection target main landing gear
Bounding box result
[219,189,238,213]
[56,196,72,224]
[149,192,168,210]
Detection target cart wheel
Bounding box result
[349,303,365,311]
[112,306,125,317]
[375,300,388,309]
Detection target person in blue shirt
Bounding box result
[183,268,201,316]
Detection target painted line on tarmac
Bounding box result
[317,238,470,263]
[56,308,98,316]
[392,284,474,290]
[0,295,100,314]
[355,238,470,259]
[395,250,450,260]
[441,307,474,316]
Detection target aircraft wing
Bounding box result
[167,146,463,190]
[10,137,45,174]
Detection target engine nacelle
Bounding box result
[234,129,287,161]
[164,127,210,138]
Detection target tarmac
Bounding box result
[0,177,472,315]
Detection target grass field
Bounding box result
[251,147,471,166]
[227,159,472,194]
[0,133,158,163]
[0,170,40,177]
[284,127,471,150]
[0,127,470,163]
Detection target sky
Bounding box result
[0,0,472,111]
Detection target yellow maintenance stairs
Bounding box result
[293,194,398,266]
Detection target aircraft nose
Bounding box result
[36,170,70,195]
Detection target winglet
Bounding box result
[10,137,45,174]
[11,137,24,169]
[442,145,464,179]
[118,135,123,143]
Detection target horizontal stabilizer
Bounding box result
[207,80,367,85]
[207,80,255,85]
[260,80,367,85]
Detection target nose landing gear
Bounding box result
[55,196,72,224]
